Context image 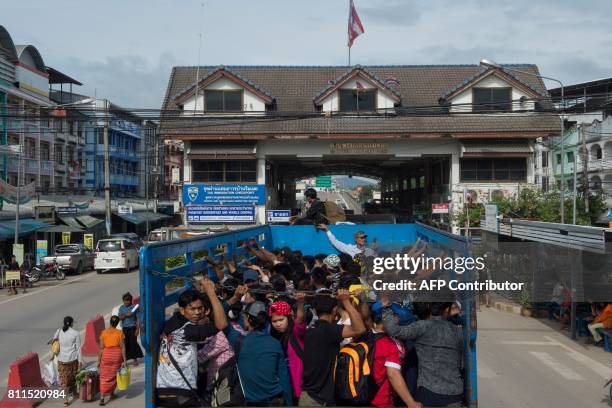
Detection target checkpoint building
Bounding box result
[160,63,559,229]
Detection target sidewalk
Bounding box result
[42,358,145,407]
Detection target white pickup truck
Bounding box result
[42,244,95,275]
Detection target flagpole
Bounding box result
[348,0,351,66]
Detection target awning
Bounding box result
[76,215,104,229]
[187,141,257,159]
[0,219,51,240]
[461,142,533,158]
[40,224,83,233]
[59,216,84,231]
[117,212,171,225]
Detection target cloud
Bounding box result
[360,1,422,26]
[52,53,177,109]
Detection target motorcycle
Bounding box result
[30,261,66,281]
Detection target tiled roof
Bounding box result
[313,65,402,103]
[160,64,559,137]
[441,66,547,100]
[171,66,275,103]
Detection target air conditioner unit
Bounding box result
[491,189,505,201]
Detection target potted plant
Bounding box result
[520,286,533,317]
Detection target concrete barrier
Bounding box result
[81,314,105,357]
[0,352,47,408]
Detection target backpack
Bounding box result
[323,201,346,224]
[334,333,382,406]
[210,357,245,407]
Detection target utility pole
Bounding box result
[572,151,577,225]
[154,131,159,213]
[581,125,589,214]
[14,102,24,245]
[103,99,111,236]
[144,125,150,236]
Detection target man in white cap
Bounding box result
[317,224,376,258]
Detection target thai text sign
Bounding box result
[183,184,265,205]
[186,205,255,223]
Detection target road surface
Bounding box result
[478,307,611,407]
[0,269,140,393]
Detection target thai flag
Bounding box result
[348,0,365,48]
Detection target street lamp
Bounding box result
[480,59,566,223]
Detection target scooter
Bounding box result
[30,261,66,281]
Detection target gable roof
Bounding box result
[442,66,547,101]
[160,64,558,138]
[172,66,274,105]
[313,65,401,105]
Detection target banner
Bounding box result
[84,234,94,250]
[62,232,71,245]
[0,180,36,204]
[36,240,48,266]
[12,243,24,267]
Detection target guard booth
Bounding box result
[140,223,478,407]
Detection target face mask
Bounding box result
[241,294,247,304]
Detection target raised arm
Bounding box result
[202,279,228,331]
[382,308,425,340]
[337,289,366,339]
[295,292,306,324]
[318,224,359,258]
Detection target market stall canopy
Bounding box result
[0,219,51,240]
[117,212,171,225]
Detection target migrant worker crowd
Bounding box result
[155,223,467,408]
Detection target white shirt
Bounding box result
[56,327,82,363]
[325,230,376,258]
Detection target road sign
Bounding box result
[56,206,77,216]
[266,210,291,223]
[432,203,449,214]
[316,176,332,188]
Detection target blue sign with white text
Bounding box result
[186,205,255,223]
[183,184,265,205]
[266,210,291,223]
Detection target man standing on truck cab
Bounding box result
[317,224,376,258]
[292,188,326,225]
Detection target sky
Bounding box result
[4,0,612,109]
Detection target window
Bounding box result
[567,151,574,163]
[97,128,104,144]
[542,176,549,192]
[205,90,243,112]
[460,158,527,181]
[541,152,548,168]
[54,144,64,164]
[26,139,36,159]
[473,88,512,112]
[41,142,50,161]
[339,89,377,112]
[192,160,256,183]
[556,153,562,165]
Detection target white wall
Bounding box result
[450,74,535,113]
[181,77,266,115]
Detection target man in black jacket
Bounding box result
[292,188,326,225]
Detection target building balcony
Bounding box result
[55,162,66,172]
[588,159,612,172]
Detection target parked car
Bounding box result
[109,232,144,248]
[94,238,139,273]
[42,244,95,275]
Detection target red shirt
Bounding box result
[371,334,405,408]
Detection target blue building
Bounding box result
[81,99,148,198]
